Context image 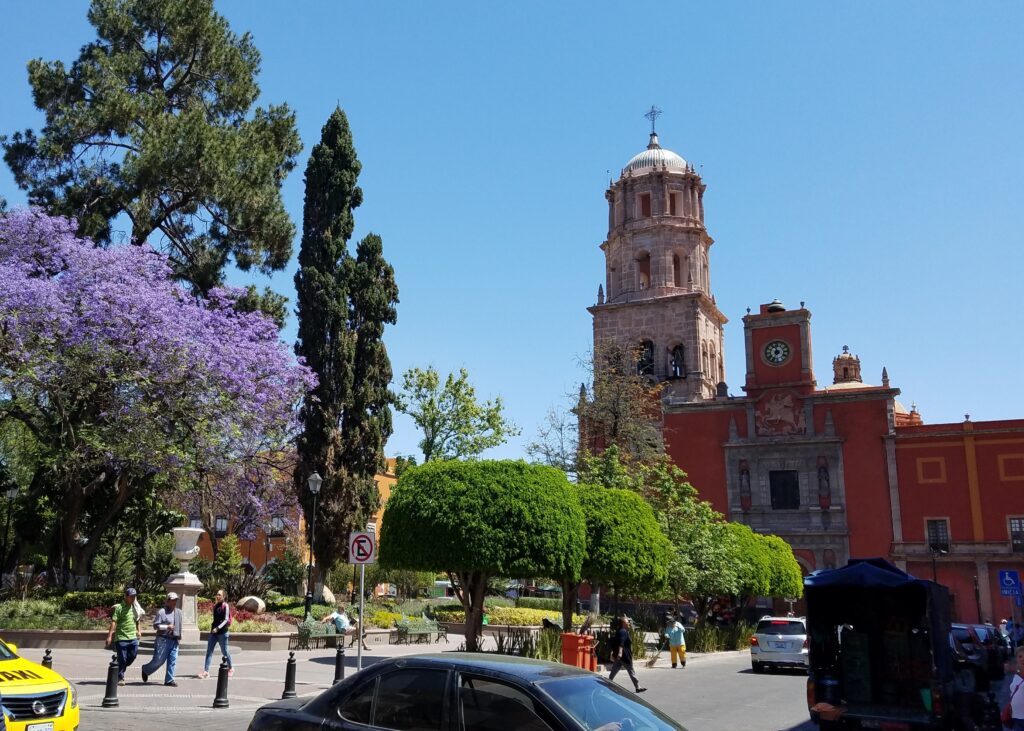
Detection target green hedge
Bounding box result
[278,603,335,621]
[60,591,164,612]
[515,597,561,611]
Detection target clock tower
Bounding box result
[587,125,727,401]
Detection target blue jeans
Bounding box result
[114,639,138,680]
[142,635,179,684]
[204,631,232,672]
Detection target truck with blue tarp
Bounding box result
[804,558,999,731]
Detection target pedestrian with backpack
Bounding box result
[198,589,233,679]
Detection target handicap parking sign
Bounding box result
[1000,570,1021,596]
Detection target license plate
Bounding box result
[27,723,54,731]
[773,641,788,649]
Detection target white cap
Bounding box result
[167,592,179,600]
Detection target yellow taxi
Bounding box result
[0,640,79,731]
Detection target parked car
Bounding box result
[247,653,686,731]
[750,616,808,673]
[966,623,1005,680]
[0,638,80,731]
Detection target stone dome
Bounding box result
[622,133,688,177]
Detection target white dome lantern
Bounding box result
[621,133,688,177]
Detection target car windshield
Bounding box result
[951,627,973,643]
[0,643,15,660]
[539,675,685,731]
[755,620,805,635]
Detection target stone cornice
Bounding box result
[588,291,728,323]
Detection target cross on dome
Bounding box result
[644,105,663,134]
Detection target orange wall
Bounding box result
[816,397,894,557]
[664,406,744,513]
[896,422,1024,543]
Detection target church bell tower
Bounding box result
[588,110,727,401]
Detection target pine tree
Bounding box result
[212,534,244,585]
[294,108,397,583]
[1,0,301,299]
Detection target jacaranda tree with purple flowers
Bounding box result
[0,209,314,586]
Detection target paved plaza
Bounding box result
[20,637,826,730]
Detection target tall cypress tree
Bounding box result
[294,108,397,588]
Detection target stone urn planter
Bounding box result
[165,526,205,643]
[171,526,205,573]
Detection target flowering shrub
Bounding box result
[433,607,585,627]
[84,606,112,621]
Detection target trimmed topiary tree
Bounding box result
[560,484,670,629]
[379,460,585,651]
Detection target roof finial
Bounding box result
[644,105,663,134]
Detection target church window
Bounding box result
[926,519,950,553]
[669,192,681,216]
[670,345,685,378]
[638,193,652,217]
[701,252,709,291]
[637,252,651,290]
[637,340,654,376]
[672,254,682,287]
[709,348,717,385]
[702,343,709,378]
[769,470,800,510]
[1011,518,1024,553]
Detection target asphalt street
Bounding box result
[52,643,819,731]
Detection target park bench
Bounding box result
[289,620,339,651]
[393,618,447,645]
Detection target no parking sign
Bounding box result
[348,531,376,564]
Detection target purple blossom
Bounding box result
[0,208,315,535]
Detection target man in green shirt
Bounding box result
[106,587,141,685]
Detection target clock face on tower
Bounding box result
[764,340,791,365]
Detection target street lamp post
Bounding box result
[1,486,18,573]
[304,471,323,622]
[929,545,948,583]
[973,575,983,622]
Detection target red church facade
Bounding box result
[662,300,1024,624]
[588,129,1024,624]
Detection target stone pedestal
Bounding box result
[164,570,203,643]
[166,527,205,644]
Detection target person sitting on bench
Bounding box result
[322,605,369,650]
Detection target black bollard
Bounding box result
[213,655,230,709]
[101,653,119,708]
[41,649,52,670]
[281,651,297,699]
[333,645,345,685]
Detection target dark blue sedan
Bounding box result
[247,653,685,731]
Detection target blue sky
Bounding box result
[2,2,1022,462]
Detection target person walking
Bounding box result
[608,615,646,694]
[1007,645,1024,730]
[665,612,686,669]
[198,589,232,679]
[142,592,183,686]
[105,587,141,685]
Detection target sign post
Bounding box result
[348,529,376,670]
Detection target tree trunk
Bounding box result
[452,570,487,652]
[590,583,601,618]
[561,581,579,631]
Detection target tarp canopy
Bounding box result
[804,558,953,682]
[805,558,921,589]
